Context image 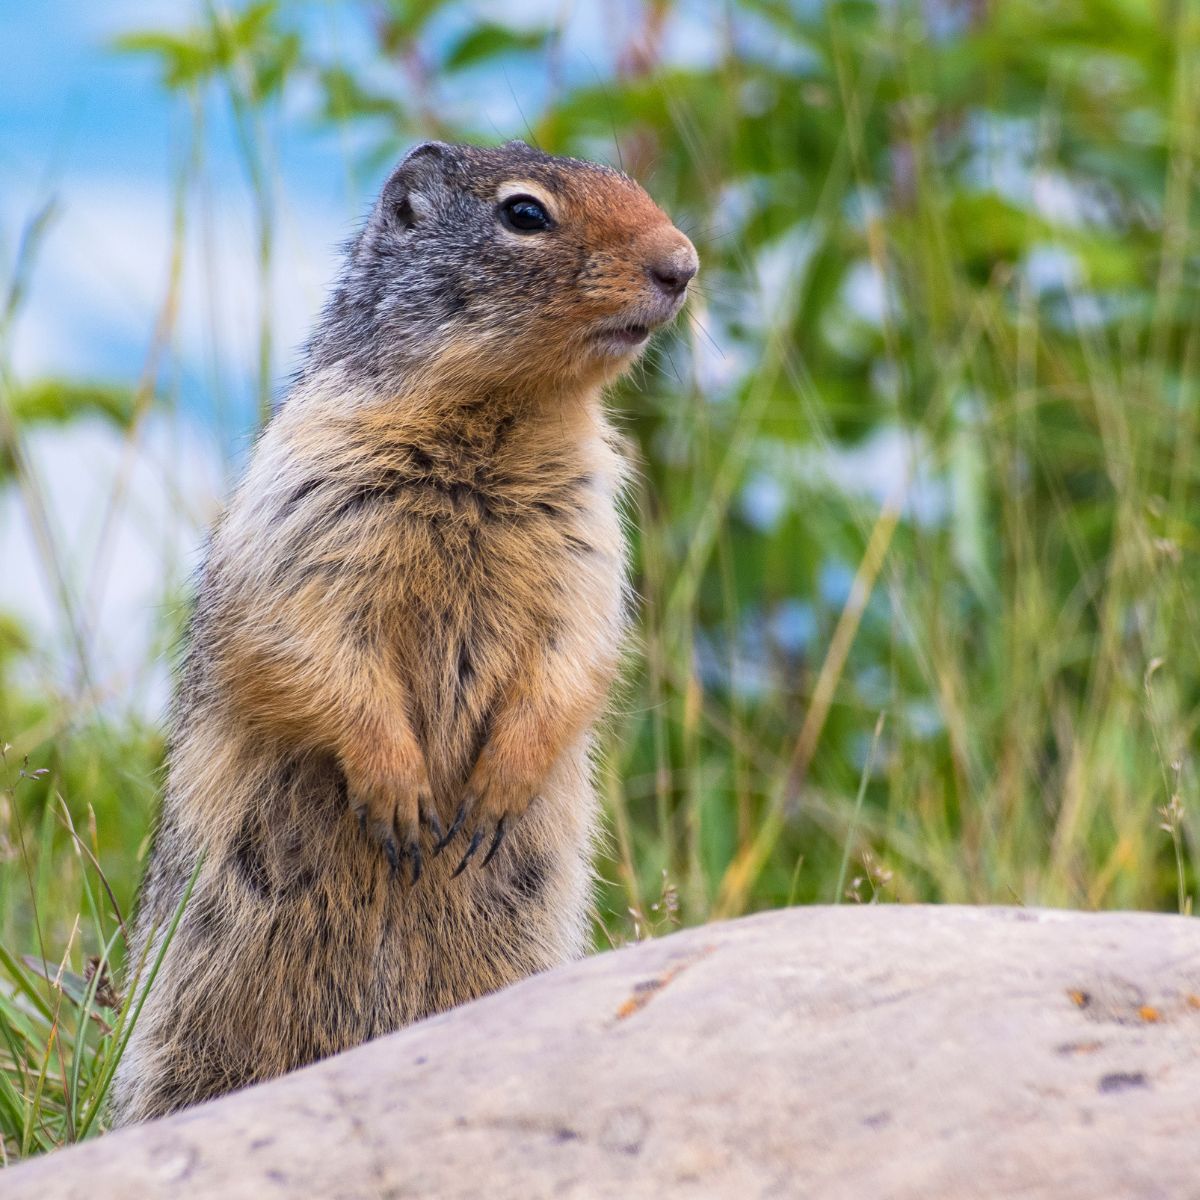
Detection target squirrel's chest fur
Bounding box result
[204,383,629,802]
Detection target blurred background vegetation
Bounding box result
[2,0,1199,1160]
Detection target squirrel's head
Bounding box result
[312,140,698,390]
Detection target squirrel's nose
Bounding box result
[647,244,699,298]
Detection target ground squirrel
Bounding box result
[109,140,698,1124]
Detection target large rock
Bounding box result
[6,905,1200,1198]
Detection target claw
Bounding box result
[355,806,368,834]
[451,830,484,878]
[409,842,423,886]
[421,802,444,844]
[383,834,401,875]
[481,816,508,869]
[435,801,468,856]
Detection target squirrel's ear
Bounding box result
[382,142,452,230]
[402,141,451,170]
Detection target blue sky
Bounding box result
[3,3,170,181]
[2,2,369,418]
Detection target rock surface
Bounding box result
[6,905,1200,1198]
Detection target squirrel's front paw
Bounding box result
[435,747,537,876]
[344,747,439,885]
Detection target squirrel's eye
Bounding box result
[499,195,553,234]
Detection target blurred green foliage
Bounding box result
[2,0,1200,1160]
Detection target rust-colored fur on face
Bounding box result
[109,140,697,1124]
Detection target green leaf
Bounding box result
[319,66,405,122]
[443,23,551,71]
[112,31,213,89]
[0,381,135,483]
[8,380,135,428]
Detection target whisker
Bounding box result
[686,311,725,358]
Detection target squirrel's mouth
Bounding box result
[590,289,686,357]
[589,319,655,357]
[608,323,651,346]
